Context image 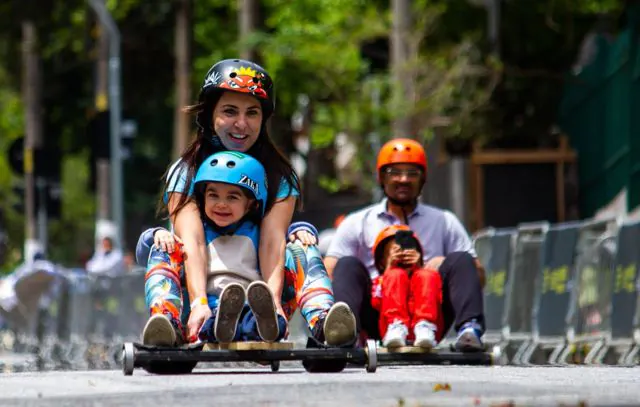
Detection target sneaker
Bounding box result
[413,320,437,349]
[382,320,408,348]
[142,314,177,347]
[321,302,357,347]
[246,281,279,342]
[454,320,484,352]
[215,283,245,343]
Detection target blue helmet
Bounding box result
[194,151,268,216]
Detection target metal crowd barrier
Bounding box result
[0,268,147,372]
[475,216,640,366]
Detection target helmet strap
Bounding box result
[385,195,417,224]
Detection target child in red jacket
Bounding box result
[371,225,443,349]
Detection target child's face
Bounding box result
[203,182,255,227]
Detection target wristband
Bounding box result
[191,296,208,308]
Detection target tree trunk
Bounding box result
[239,0,259,61]
[173,0,192,159]
[391,0,413,138]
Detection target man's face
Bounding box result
[102,238,113,252]
[380,163,424,204]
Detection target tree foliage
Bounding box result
[0,0,628,268]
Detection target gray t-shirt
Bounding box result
[326,199,476,279]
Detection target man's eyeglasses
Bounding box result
[383,168,423,179]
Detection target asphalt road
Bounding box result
[0,365,638,406]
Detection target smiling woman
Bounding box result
[133,59,358,364]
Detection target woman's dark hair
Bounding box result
[158,97,302,220]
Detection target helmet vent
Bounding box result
[229,72,237,78]
[210,159,219,166]
[227,161,236,168]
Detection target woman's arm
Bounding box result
[259,196,296,315]
[168,193,211,340]
[169,193,208,302]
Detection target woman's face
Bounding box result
[212,91,263,152]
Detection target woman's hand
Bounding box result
[288,229,317,246]
[153,229,183,254]
[187,303,212,343]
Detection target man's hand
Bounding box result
[424,256,446,270]
[187,303,212,342]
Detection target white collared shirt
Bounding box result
[326,199,476,279]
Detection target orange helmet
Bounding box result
[372,224,419,270]
[376,138,427,177]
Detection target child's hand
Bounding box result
[401,249,422,266]
[154,229,182,254]
[385,244,403,269]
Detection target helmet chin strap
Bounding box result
[385,195,416,224]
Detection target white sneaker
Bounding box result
[413,320,437,349]
[382,320,408,348]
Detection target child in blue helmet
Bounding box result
[140,151,356,346]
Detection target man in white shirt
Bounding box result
[324,139,486,351]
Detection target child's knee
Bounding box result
[385,266,409,279]
[415,267,442,283]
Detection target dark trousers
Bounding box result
[332,252,485,339]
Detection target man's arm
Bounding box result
[474,258,486,288]
[324,256,338,279]
[443,211,486,288]
[323,214,360,279]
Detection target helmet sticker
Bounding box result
[239,174,259,196]
[204,71,222,88]
[219,66,268,99]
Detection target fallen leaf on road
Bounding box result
[433,383,451,392]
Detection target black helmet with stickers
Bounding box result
[196,59,275,130]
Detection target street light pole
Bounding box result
[87,0,124,247]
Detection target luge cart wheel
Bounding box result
[122,342,135,376]
[365,339,377,373]
[270,360,280,372]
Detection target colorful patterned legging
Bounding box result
[144,242,334,340]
